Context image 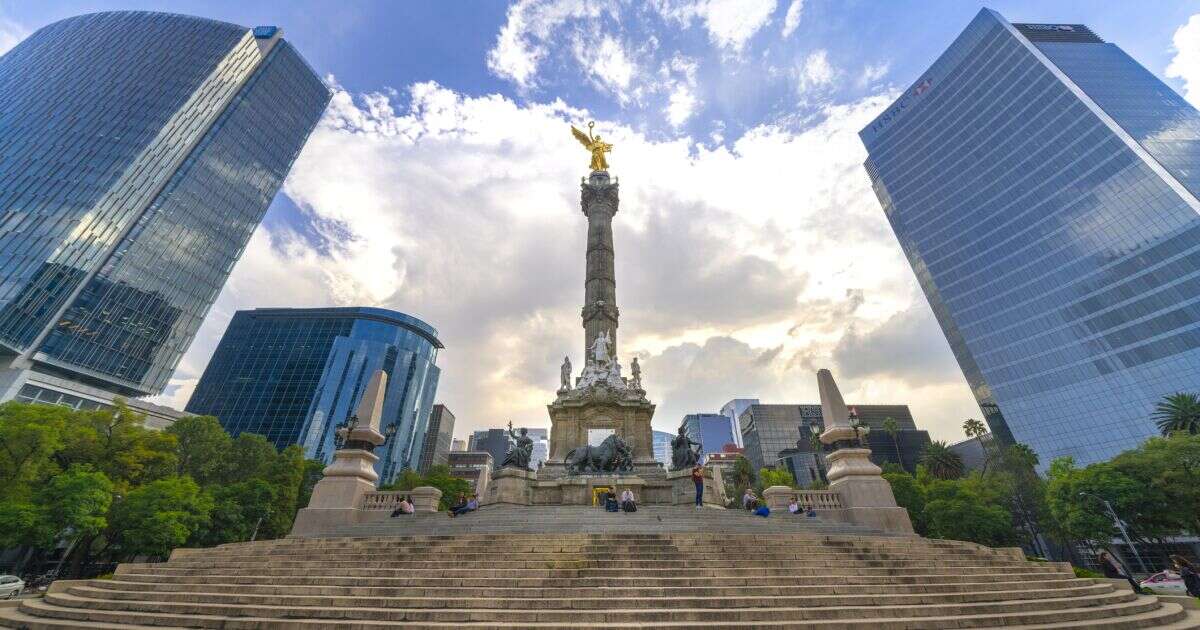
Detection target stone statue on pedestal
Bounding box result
[590,330,611,365]
[670,426,702,471]
[559,356,572,392]
[564,433,634,475]
[501,421,534,470]
[630,357,642,390]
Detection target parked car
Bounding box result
[1140,570,1189,595]
[0,575,23,599]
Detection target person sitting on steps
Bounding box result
[604,490,619,512]
[1098,550,1143,594]
[742,489,759,511]
[788,498,800,515]
[390,495,414,517]
[449,493,478,518]
[621,488,637,513]
[805,504,817,518]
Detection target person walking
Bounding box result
[1098,551,1142,594]
[1171,555,1200,598]
[691,465,705,508]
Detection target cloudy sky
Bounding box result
[4,1,1200,443]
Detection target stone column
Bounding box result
[581,171,620,358]
[291,370,389,536]
[817,368,914,534]
[410,486,442,512]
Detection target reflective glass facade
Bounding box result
[680,413,736,462]
[861,9,1200,468]
[185,308,443,481]
[0,12,329,397]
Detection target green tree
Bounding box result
[382,465,473,510]
[192,480,276,547]
[759,467,796,489]
[923,477,1018,547]
[883,470,926,534]
[1151,392,1200,436]
[920,441,964,480]
[36,465,113,546]
[297,458,326,512]
[56,402,177,491]
[882,417,903,471]
[0,402,69,497]
[109,477,213,559]
[221,433,278,484]
[962,417,994,475]
[165,415,231,485]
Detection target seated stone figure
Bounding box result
[501,421,534,470]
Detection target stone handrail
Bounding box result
[360,491,405,511]
[795,490,843,510]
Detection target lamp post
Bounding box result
[1078,491,1147,574]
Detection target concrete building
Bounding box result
[0,12,329,411]
[447,451,493,497]
[719,399,758,448]
[680,413,737,463]
[468,429,512,471]
[418,404,455,473]
[861,9,1200,468]
[186,307,442,482]
[451,439,466,452]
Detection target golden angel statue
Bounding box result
[571,121,612,172]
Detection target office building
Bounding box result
[186,307,442,482]
[418,404,455,473]
[719,398,758,448]
[680,413,737,462]
[740,403,929,474]
[0,12,329,410]
[451,439,466,452]
[447,451,493,497]
[949,434,995,473]
[468,429,512,471]
[861,9,1200,468]
[521,427,550,470]
[651,430,673,467]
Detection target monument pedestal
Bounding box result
[666,467,725,507]
[487,467,536,505]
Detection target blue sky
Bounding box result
[3,1,1200,441]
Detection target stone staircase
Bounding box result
[1,505,1196,628]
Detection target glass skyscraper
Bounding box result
[186,307,442,481]
[0,12,329,412]
[861,9,1200,468]
[680,413,737,462]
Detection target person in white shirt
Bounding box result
[620,489,636,512]
[787,498,800,514]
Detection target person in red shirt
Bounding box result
[691,465,705,508]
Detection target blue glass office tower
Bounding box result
[186,308,443,481]
[0,12,329,411]
[680,413,737,462]
[861,9,1200,468]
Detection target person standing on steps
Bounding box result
[1172,555,1200,598]
[691,465,705,508]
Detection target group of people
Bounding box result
[390,493,479,518]
[737,489,817,518]
[602,489,638,512]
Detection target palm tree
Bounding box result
[1152,392,1200,436]
[962,417,993,475]
[882,417,903,472]
[921,441,964,480]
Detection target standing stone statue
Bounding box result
[502,421,534,470]
[559,356,572,391]
[630,357,642,389]
[670,426,702,471]
[590,330,611,365]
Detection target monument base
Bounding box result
[666,467,725,506]
[486,467,536,505]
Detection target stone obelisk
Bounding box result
[581,171,619,359]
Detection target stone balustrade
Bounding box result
[358,487,442,513]
[762,486,844,510]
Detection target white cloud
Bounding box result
[797,49,835,92]
[656,0,778,52]
[0,12,28,56]
[486,0,605,89]
[162,79,979,443]
[665,83,699,126]
[858,62,889,88]
[1167,13,1200,107]
[781,0,803,38]
[571,33,637,104]
[662,55,701,126]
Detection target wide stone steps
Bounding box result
[1,505,1196,628]
[6,590,1189,628]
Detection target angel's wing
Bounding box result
[571,125,592,148]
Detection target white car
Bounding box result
[1140,570,1189,595]
[0,575,22,599]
